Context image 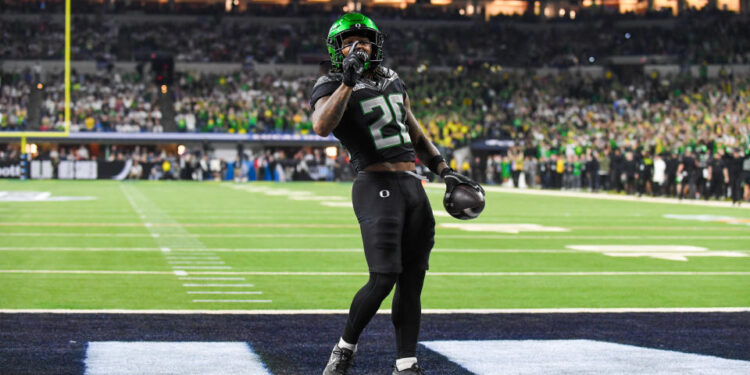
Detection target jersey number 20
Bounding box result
[360,94,412,150]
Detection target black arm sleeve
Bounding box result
[309,74,343,111]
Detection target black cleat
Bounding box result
[391,363,425,374]
[323,345,355,375]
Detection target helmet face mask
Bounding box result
[326,13,384,71]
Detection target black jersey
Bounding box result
[710,158,725,179]
[725,156,742,178]
[309,67,415,172]
[681,156,697,174]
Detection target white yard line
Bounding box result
[2,232,154,237]
[1,307,749,314]
[179,277,245,281]
[2,270,749,276]
[6,222,749,230]
[187,291,263,295]
[438,236,750,240]
[118,185,264,302]
[191,300,272,303]
[0,247,161,251]
[424,271,750,276]
[167,252,217,256]
[0,222,358,228]
[10,214,343,220]
[182,283,255,287]
[1,246,747,254]
[0,270,176,275]
[198,271,750,276]
[4,232,750,240]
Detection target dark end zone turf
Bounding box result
[1,312,748,374]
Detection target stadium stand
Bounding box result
[0,5,748,201]
[2,11,749,65]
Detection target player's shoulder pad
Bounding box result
[310,73,344,109]
[377,66,398,80]
[375,66,405,92]
[313,73,343,89]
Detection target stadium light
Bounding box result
[325,146,338,158]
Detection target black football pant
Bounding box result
[708,179,724,200]
[342,171,434,359]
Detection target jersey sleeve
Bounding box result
[309,75,342,111]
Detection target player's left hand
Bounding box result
[441,168,484,195]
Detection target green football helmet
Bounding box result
[326,13,384,71]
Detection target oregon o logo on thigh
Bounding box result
[379,190,390,198]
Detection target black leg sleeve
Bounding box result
[342,272,398,345]
[392,269,426,359]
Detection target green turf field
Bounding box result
[0,180,748,311]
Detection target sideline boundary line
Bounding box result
[425,183,750,209]
[1,307,749,314]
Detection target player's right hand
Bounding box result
[342,42,367,87]
[441,168,484,195]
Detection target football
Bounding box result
[443,183,485,220]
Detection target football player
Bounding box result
[310,13,482,375]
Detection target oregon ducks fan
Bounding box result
[310,13,484,375]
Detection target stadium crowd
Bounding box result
[2,5,749,202]
[1,69,165,132]
[172,70,313,134]
[2,64,749,202]
[2,10,749,67]
[409,68,750,203]
[0,69,314,133]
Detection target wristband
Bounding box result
[440,167,453,179]
[427,155,445,175]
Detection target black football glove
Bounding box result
[441,168,484,195]
[342,42,368,87]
